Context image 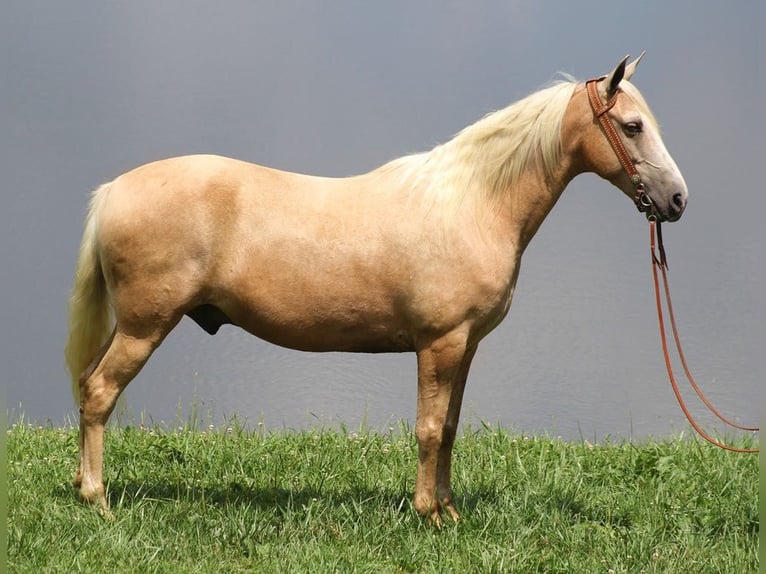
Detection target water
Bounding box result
[20,178,759,443]
[4,3,763,442]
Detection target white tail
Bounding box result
[64,183,114,405]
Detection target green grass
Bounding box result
[7,419,758,573]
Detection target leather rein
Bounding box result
[586,78,759,453]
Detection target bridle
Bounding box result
[585,78,759,453]
[585,78,656,221]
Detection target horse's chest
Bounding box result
[466,256,520,338]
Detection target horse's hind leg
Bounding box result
[72,330,115,492]
[75,324,174,510]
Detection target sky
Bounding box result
[2,2,763,439]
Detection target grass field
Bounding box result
[7,419,758,573]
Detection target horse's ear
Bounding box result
[603,54,630,99]
[623,50,646,82]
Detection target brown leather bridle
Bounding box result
[586,78,656,221]
[586,77,759,453]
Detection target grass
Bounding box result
[7,418,758,573]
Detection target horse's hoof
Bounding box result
[428,511,443,528]
[442,503,460,523]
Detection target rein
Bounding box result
[650,222,759,453]
[586,78,759,453]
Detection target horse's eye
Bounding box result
[623,121,643,137]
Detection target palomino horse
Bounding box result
[66,54,687,522]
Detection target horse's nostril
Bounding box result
[672,192,685,209]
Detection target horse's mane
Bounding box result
[376,80,578,217]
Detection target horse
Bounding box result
[65,54,687,523]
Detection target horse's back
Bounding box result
[99,154,309,253]
[106,154,281,209]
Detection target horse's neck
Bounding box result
[491,156,577,252]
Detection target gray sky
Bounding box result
[3,2,763,437]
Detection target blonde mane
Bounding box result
[377,80,578,217]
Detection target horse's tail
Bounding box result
[65,183,114,406]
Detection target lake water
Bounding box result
[4,3,762,443]
[12,176,761,443]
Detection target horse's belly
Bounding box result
[235,316,415,353]
[218,295,415,353]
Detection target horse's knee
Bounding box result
[416,417,445,453]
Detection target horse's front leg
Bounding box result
[434,344,477,520]
[413,330,473,525]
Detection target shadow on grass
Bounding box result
[59,477,636,531]
[87,479,413,517]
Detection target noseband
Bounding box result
[585,78,655,220]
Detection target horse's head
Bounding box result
[573,53,688,222]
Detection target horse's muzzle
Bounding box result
[640,188,686,223]
[661,191,687,222]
